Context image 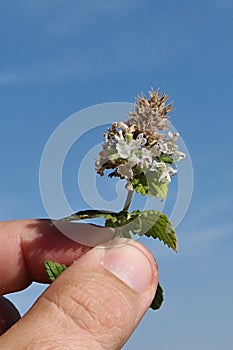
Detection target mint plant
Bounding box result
[44,89,185,310]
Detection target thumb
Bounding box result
[0,238,158,350]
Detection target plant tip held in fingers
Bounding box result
[45,88,186,311]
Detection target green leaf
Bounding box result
[44,261,67,282]
[145,171,169,200]
[130,210,177,251]
[150,283,164,310]
[110,210,141,238]
[149,179,168,200]
[132,171,149,196]
[107,209,177,250]
[157,153,174,164]
[131,170,169,200]
[56,209,119,223]
[56,209,142,239]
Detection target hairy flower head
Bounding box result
[128,89,172,138]
[95,89,185,199]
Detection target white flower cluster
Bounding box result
[117,130,184,181]
[95,90,185,195]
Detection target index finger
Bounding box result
[0,219,113,294]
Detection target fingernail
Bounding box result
[102,239,157,293]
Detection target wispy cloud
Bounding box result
[0,39,169,86]
[0,73,25,86]
[0,0,177,86]
[2,0,231,88]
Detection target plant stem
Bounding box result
[122,189,134,212]
[113,189,133,239]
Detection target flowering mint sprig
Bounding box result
[44,89,185,311]
[95,89,185,199]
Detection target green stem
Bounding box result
[113,189,133,239]
[122,189,134,212]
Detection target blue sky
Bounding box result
[1,0,233,348]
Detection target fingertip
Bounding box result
[102,238,158,294]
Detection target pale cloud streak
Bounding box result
[0,0,176,86]
[0,73,25,86]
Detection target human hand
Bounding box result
[0,219,158,350]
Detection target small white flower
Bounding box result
[118,121,131,132]
[129,149,152,169]
[116,139,140,158]
[136,133,147,145]
[149,159,160,171]
[129,152,141,165]
[117,161,135,179]
[156,140,169,154]
[141,148,152,163]
[114,129,124,141]
[168,131,179,143]
[175,151,186,161]
[151,144,162,157]
[159,165,177,183]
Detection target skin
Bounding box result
[0,219,158,350]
